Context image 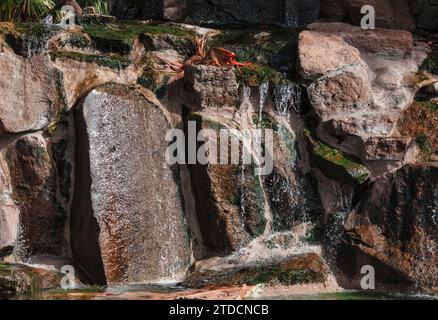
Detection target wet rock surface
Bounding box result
[336,165,438,292]
[1,8,438,299]
[73,84,190,285]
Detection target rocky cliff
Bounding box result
[1,1,438,298]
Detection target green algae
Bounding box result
[50,50,131,69]
[83,22,194,46]
[305,131,370,185]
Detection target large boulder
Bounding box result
[299,23,420,139]
[336,165,438,292]
[183,65,239,110]
[72,83,191,285]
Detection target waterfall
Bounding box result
[259,82,269,122]
[273,83,302,118]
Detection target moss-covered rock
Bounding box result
[3,22,61,58]
[183,253,327,289]
[306,131,370,185]
[0,263,64,299]
[50,51,131,70]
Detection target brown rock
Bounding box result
[308,22,414,57]
[0,52,63,134]
[320,0,416,31]
[308,69,373,122]
[298,30,366,80]
[73,84,191,285]
[337,164,438,292]
[2,134,67,258]
[183,65,239,111]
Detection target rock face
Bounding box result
[0,52,64,134]
[300,23,421,140]
[320,0,416,31]
[0,155,19,257]
[184,111,267,257]
[72,84,190,284]
[109,0,320,27]
[183,65,239,110]
[337,165,438,291]
[2,134,69,259]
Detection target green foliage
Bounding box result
[0,0,55,22]
[77,0,109,15]
[238,63,284,87]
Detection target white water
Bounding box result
[273,83,302,118]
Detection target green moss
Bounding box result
[183,263,325,289]
[3,22,60,57]
[238,63,284,86]
[83,22,194,46]
[252,113,279,131]
[50,51,131,70]
[305,131,369,184]
[63,33,91,49]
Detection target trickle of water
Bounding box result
[273,84,302,118]
[259,82,269,122]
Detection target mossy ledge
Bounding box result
[183,253,327,289]
[50,51,131,70]
[305,130,370,185]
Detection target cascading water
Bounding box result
[259,82,269,122]
[273,83,302,118]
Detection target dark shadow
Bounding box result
[71,98,106,285]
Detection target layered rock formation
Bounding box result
[1,0,438,298]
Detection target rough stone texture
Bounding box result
[73,84,190,285]
[336,165,438,292]
[186,113,266,257]
[0,155,19,257]
[184,65,239,111]
[0,263,64,299]
[320,0,416,31]
[183,253,328,289]
[2,134,68,259]
[301,23,420,140]
[364,137,412,161]
[298,30,367,81]
[307,23,414,57]
[110,0,319,27]
[0,52,63,134]
[308,68,373,122]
